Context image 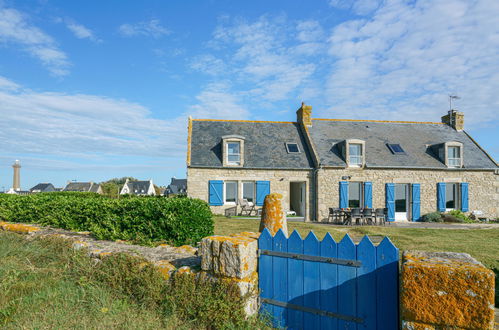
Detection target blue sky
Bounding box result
[0,0,498,190]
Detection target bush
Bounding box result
[421,212,443,222]
[0,194,213,246]
[446,210,474,223]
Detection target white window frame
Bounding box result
[348,181,364,208]
[241,181,256,204]
[227,142,241,165]
[444,141,463,168]
[344,139,366,168]
[224,181,238,205]
[445,183,460,211]
[222,135,245,167]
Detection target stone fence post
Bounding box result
[401,251,495,329]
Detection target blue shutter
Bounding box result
[339,181,348,209]
[460,183,469,212]
[256,181,270,206]
[386,183,395,222]
[208,180,223,206]
[437,183,446,212]
[364,182,372,208]
[411,184,421,221]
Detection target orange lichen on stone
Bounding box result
[158,244,170,248]
[0,221,39,233]
[401,251,495,330]
[174,245,197,254]
[259,193,287,236]
[154,260,176,280]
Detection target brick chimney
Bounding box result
[297,102,312,127]
[441,110,464,131]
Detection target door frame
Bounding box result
[289,181,306,217]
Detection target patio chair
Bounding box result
[239,198,256,216]
[351,208,363,225]
[328,208,341,223]
[375,208,386,225]
[362,208,374,225]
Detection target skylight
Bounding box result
[286,143,300,153]
[387,144,405,154]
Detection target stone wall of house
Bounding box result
[317,168,498,221]
[187,168,314,221]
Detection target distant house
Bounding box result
[165,178,187,196]
[30,183,56,193]
[120,179,156,196]
[63,182,103,194]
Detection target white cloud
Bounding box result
[190,54,226,76]
[329,0,383,15]
[118,19,171,38]
[189,82,249,119]
[323,0,499,127]
[0,7,70,76]
[0,76,186,158]
[66,21,99,42]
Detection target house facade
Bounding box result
[120,179,156,196]
[30,183,56,193]
[187,104,498,221]
[165,177,187,196]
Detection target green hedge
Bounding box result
[0,193,213,246]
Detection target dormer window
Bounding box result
[222,135,245,167]
[448,146,461,168]
[227,142,241,165]
[349,144,363,166]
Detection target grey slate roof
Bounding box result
[166,178,187,195]
[30,183,55,192]
[127,181,152,194]
[190,120,314,169]
[64,182,93,192]
[89,184,101,193]
[309,120,497,169]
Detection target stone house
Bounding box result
[187,104,498,221]
[120,179,156,196]
[30,183,56,193]
[165,177,187,197]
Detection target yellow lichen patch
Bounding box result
[158,244,170,248]
[401,251,495,329]
[154,260,176,280]
[98,252,112,259]
[259,193,287,236]
[174,245,197,254]
[0,221,39,233]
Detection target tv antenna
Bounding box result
[449,95,460,110]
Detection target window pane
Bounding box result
[348,182,361,208]
[228,142,240,155]
[446,183,456,209]
[225,182,237,203]
[448,159,460,167]
[449,146,459,158]
[349,155,362,165]
[349,144,361,156]
[395,184,407,212]
[243,182,255,202]
[228,154,240,163]
[287,143,299,153]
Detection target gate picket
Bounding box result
[338,234,357,329]
[258,229,273,320]
[287,230,304,330]
[319,233,338,330]
[258,231,399,330]
[357,236,377,329]
[272,229,288,328]
[303,232,320,330]
[376,237,399,330]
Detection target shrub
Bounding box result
[421,212,443,222]
[0,194,213,246]
[446,210,474,223]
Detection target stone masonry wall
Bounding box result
[187,168,313,221]
[317,168,498,221]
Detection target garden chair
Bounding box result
[239,198,256,216]
[351,208,363,225]
[328,208,341,223]
[375,208,386,225]
[362,208,374,225]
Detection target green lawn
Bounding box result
[215,216,499,305]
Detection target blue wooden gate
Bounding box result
[258,229,399,329]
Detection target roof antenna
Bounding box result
[449,95,460,111]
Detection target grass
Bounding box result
[0,231,269,329]
[215,216,499,306]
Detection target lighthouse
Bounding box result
[12,160,21,191]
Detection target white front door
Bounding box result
[395,184,409,221]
